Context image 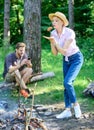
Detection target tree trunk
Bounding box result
[4,0,10,45]
[68,0,74,29]
[24,0,41,73]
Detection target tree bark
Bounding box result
[24,0,41,73]
[30,72,55,82]
[68,0,74,29]
[4,0,10,45]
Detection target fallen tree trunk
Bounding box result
[83,81,94,97]
[0,72,55,89]
[30,72,55,82]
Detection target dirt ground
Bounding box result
[40,103,94,130]
[0,84,94,130]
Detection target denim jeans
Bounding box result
[63,51,84,108]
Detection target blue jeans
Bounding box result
[63,51,84,108]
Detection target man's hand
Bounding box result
[26,59,32,67]
[20,59,27,66]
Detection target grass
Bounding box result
[0,47,94,112]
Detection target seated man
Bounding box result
[3,42,33,98]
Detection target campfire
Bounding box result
[0,84,48,130]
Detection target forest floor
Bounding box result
[40,103,94,130]
[0,84,94,130]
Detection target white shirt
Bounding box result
[51,27,79,60]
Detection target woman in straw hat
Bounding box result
[43,12,84,119]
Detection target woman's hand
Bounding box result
[43,36,56,44]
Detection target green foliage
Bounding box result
[77,37,94,60]
[0,0,94,59]
[0,45,14,81]
[0,0,93,48]
[41,0,94,38]
[74,0,94,37]
[0,1,4,46]
[10,0,24,45]
[41,0,94,61]
[41,0,68,34]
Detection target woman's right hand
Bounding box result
[43,36,56,44]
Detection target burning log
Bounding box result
[11,125,22,130]
[24,83,48,130]
[39,121,48,130]
[0,119,7,129]
[29,118,48,130]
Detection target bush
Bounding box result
[77,37,94,60]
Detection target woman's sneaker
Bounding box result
[56,109,72,119]
[74,104,82,118]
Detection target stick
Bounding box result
[25,82,37,130]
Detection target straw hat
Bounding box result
[48,12,69,26]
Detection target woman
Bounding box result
[44,12,84,119]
